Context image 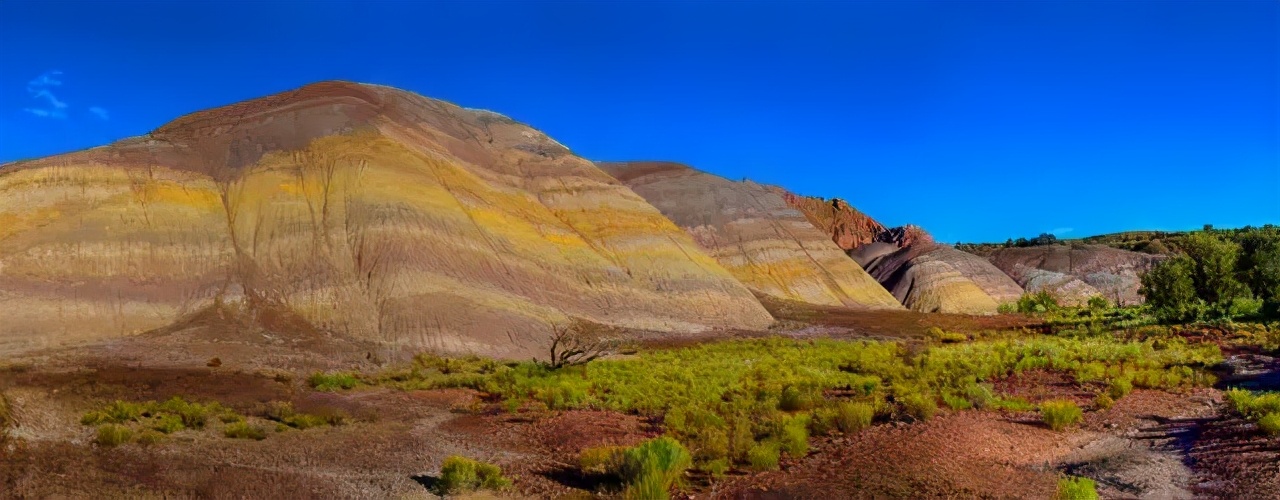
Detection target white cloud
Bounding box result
[23,70,70,119]
[89,106,109,120]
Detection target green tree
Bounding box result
[1140,255,1203,322]
[1236,229,1280,314]
[1179,231,1252,317]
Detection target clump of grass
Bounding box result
[264,401,348,430]
[835,402,874,433]
[899,392,937,421]
[307,372,361,391]
[223,422,266,440]
[619,437,691,499]
[1108,377,1134,399]
[1057,476,1099,499]
[95,424,133,447]
[1094,393,1115,410]
[1225,389,1280,436]
[436,455,511,495]
[580,445,627,475]
[926,326,967,343]
[1041,400,1084,431]
[135,429,166,445]
[747,441,780,471]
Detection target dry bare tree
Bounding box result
[540,319,620,369]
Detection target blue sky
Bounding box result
[1,0,1276,243]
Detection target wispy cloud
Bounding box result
[24,70,68,119]
[1048,227,1074,236]
[89,106,109,120]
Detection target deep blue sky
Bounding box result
[1,0,1276,243]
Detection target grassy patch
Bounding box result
[1057,476,1099,499]
[223,421,267,440]
[1041,400,1084,431]
[1225,389,1280,436]
[307,371,361,391]
[435,455,511,496]
[95,424,133,447]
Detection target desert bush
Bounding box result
[1017,290,1060,314]
[437,455,512,495]
[1108,377,1134,399]
[264,401,348,429]
[926,326,967,343]
[899,392,937,421]
[95,424,133,446]
[308,371,361,391]
[580,445,627,475]
[540,320,620,369]
[1258,413,1280,436]
[223,422,267,440]
[778,416,809,456]
[619,437,691,499]
[1057,476,1099,500]
[1041,400,1083,431]
[747,441,780,471]
[135,429,166,445]
[834,401,875,433]
[1094,394,1114,410]
[150,414,185,434]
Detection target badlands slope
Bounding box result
[598,161,901,309]
[0,81,775,357]
[786,195,1023,313]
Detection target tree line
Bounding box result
[1140,226,1280,322]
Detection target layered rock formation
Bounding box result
[985,245,1162,306]
[784,194,1022,314]
[598,162,902,309]
[0,81,775,357]
[781,194,887,250]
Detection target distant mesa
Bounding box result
[0,81,775,358]
[597,161,902,310]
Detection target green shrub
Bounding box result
[834,402,874,433]
[747,441,780,471]
[150,414,185,434]
[437,455,512,495]
[308,372,361,391]
[1094,394,1114,410]
[620,437,691,499]
[1057,476,1099,500]
[136,429,166,445]
[1258,413,1280,436]
[1108,377,1134,399]
[580,445,627,475]
[1041,400,1083,431]
[223,422,266,440]
[779,416,809,456]
[809,407,838,436]
[900,392,937,421]
[699,458,730,478]
[95,424,133,446]
[778,385,815,412]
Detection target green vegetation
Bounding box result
[620,437,692,499]
[1224,389,1280,436]
[80,396,344,445]
[326,333,1218,481]
[1040,400,1083,431]
[223,422,267,440]
[94,423,133,447]
[435,456,512,496]
[1057,476,1100,500]
[1139,228,1280,322]
[308,371,362,391]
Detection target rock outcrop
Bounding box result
[0,81,775,357]
[783,193,1022,314]
[599,162,902,309]
[984,245,1163,306]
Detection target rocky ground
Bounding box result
[2,306,1276,499]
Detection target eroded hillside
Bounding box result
[0,81,774,358]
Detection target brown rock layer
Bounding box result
[598,162,902,309]
[852,243,1005,314]
[781,194,887,250]
[0,81,775,357]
